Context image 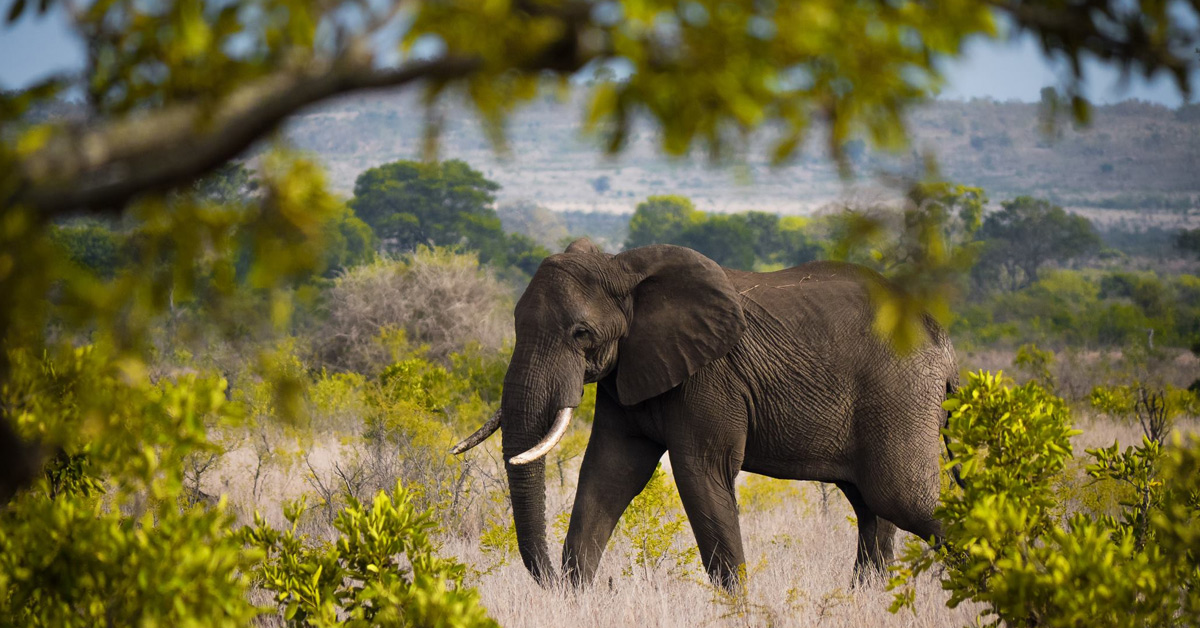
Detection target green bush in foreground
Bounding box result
[0,345,496,627]
[0,347,256,627]
[891,371,1200,626]
[242,483,496,628]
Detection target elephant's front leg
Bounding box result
[671,450,746,590]
[563,420,665,587]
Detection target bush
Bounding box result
[891,372,1200,626]
[314,248,511,373]
[616,464,698,580]
[241,482,496,628]
[0,346,257,627]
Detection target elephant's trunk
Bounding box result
[504,456,554,584]
[500,380,557,585]
[499,344,584,586]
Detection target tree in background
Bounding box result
[1177,228,1200,259]
[350,159,501,253]
[623,196,820,270]
[319,203,376,278]
[349,159,547,275]
[48,218,126,278]
[190,163,259,205]
[624,195,704,249]
[974,197,1101,291]
[678,214,756,269]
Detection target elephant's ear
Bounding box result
[613,245,746,406]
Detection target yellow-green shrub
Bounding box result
[617,465,698,579]
[0,346,256,627]
[241,482,496,628]
[891,371,1200,626]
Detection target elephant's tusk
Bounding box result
[449,409,502,455]
[508,407,573,466]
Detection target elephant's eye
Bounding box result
[572,326,593,343]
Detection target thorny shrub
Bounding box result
[314,248,511,373]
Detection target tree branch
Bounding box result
[13,53,483,217]
[987,0,1194,95]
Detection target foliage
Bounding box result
[0,346,257,627]
[616,464,697,580]
[190,162,259,206]
[890,372,1200,626]
[624,195,705,250]
[737,475,803,514]
[478,512,519,573]
[320,203,377,278]
[1089,383,1200,425]
[350,160,499,253]
[241,482,497,628]
[973,196,1100,292]
[1013,343,1056,391]
[955,269,1200,350]
[48,218,127,278]
[828,182,985,351]
[623,195,819,269]
[348,159,547,274]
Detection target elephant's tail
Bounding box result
[943,378,966,490]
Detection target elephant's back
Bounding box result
[725,261,955,481]
[724,261,882,341]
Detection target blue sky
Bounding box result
[1,8,1195,106]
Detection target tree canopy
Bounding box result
[975,196,1101,291]
[349,158,548,274]
[351,159,501,252]
[624,196,823,270]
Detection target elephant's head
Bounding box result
[452,238,746,584]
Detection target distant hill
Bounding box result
[285,90,1200,224]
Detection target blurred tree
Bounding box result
[1176,227,1200,259]
[777,216,823,267]
[48,219,125,278]
[190,162,258,205]
[679,214,755,269]
[320,203,376,277]
[975,197,1100,291]
[624,195,704,249]
[349,159,501,253]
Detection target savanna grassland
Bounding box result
[174,242,1198,627]
[5,0,1200,623]
[9,131,1200,626]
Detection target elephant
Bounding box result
[452,239,958,589]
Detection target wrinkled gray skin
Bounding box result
[495,239,957,590]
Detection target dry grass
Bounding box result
[202,401,1199,627]
[449,478,983,628]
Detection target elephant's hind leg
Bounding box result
[836,481,897,585]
